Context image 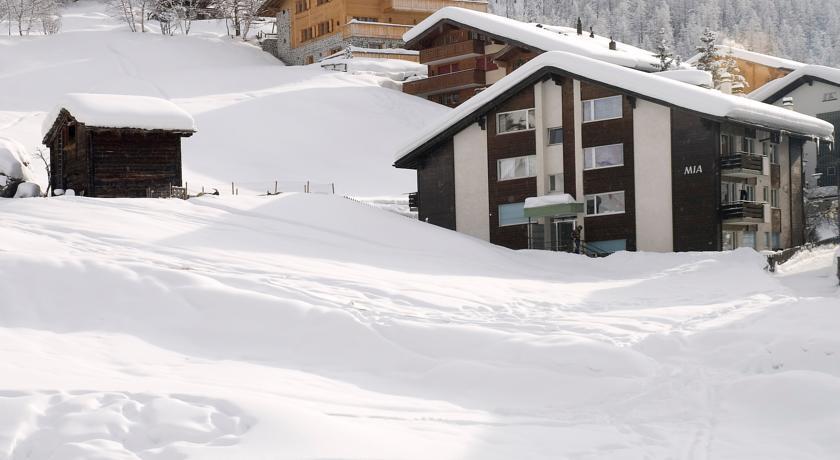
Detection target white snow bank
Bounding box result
[524,193,576,208]
[13,182,41,198]
[396,51,834,162]
[0,137,28,180]
[404,7,661,71]
[658,69,713,87]
[749,65,840,102]
[42,93,196,138]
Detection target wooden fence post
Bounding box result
[231,182,235,195]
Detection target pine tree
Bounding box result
[722,48,749,94]
[694,27,723,86]
[654,28,674,71]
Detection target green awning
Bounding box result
[524,202,584,218]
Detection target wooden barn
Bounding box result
[42,93,196,197]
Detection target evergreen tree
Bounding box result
[654,28,674,71]
[722,48,749,94]
[694,27,723,85]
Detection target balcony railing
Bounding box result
[383,0,488,13]
[402,69,485,96]
[342,21,413,40]
[720,154,763,177]
[721,201,765,223]
[419,39,485,65]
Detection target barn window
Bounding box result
[68,125,76,141]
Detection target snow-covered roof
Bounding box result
[403,7,661,72]
[748,65,840,102]
[42,93,196,140]
[395,51,834,165]
[687,45,805,71]
[657,69,713,87]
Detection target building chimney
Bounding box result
[589,26,595,38]
[719,71,732,95]
[782,96,795,110]
[609,36,616,50]
[576,18,582,35]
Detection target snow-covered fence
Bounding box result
[767,236,840,272]
[188,180,336,196]
[342,195,417,219]
[146,184,188,199]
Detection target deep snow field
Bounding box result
[0,1,446,196]
[1,194,839,459]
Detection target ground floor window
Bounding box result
[498,202,528,226]
[723,231,736,250]
[772,232,781,249]
[587,239,626,254]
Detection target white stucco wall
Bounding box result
[541,81,565,182]
[454,122,490,241]
[633,100,674,252]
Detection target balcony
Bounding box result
[721,201,765,224]
[720,154,764,178]
[403,69,485,96]
[419,39,485,65]
[383,0,488,13]
[342,21,413,40]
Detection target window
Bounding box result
[497,155,537,181]
[721,134,734,156]
[721,182,755,203]
[770,188,779,207]
[763,186,768,203]
[741,137,756,155]
[548,174,563,192]
[772,232,781,249]
[828,166,837,176]
[585,191,625,216]
[582,96,622,123]
[498,202,528,226]
[723,231,736,250]
[584,143,624,170]
[741,231,756,249]
[548,127,563,145]
[764,142,779,164]
[497,108,536,134]
[765,232,771,249]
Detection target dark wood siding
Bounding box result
[416,139,456,230]
[670,109,721,251]
[89,130,183,198]
[789,137,805,246]
[579,83,636,250]
[487,86,536,249]
[562,82,576,196]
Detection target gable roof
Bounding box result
[686,45,805,71]
[42,93,196,144]
[748,65,840,103]
[394,51,834,168]
[403,7,662,72]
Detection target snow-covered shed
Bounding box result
[41,93,196,198]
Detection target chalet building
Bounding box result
[749,65,840,188]
[256,0,487,65]
[401,7,661,107]
[687,46,805,93]
[42,94,196,198]
[394,52,834,254]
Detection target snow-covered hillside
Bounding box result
[1,194,839,459]
[0,1,447,196]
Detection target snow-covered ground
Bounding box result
[1,194,839,459]
[0,1,447,196]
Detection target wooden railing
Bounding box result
[419,39,484,64]
[402,69,485,96]
[384,0,488,12]
[721,202,764,222]
[342,21,413,40]
[720,154,763,174]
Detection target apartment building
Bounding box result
[749,65,840,188]
[401,7,661,107]
[394,51,833,254]
[257,0,487,65]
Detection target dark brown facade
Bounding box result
[486,86,536,249]
[44,110,191,198]
[416,138,456,230]
[579,83,636,251]
[670,109,721,251]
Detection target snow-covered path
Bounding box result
[1,195,839,459]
